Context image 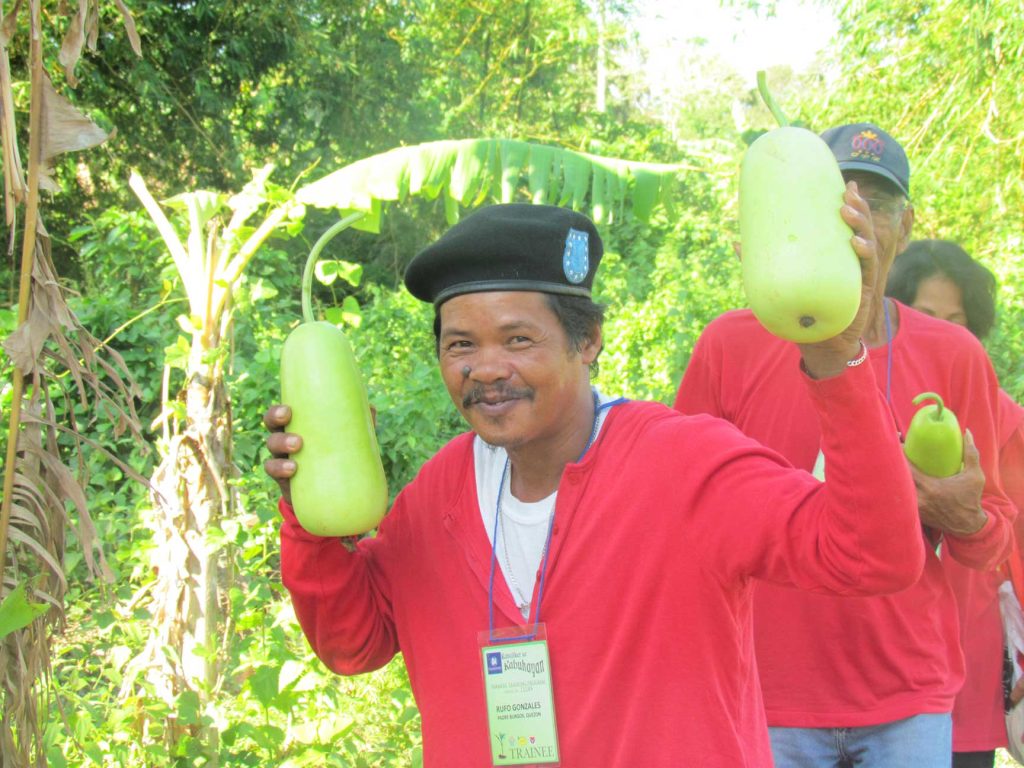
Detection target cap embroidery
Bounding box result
[563,228,590,284]
[850,129,885,163]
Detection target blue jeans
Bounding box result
[769,713,953,768]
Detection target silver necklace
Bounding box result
[497,476,555,615]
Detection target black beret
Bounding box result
[404,203,603,305]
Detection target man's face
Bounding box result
[437,291,600,453]
[843,171,913,271]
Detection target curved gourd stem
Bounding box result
[301,212,367,324]
[756,70,790,128]
[912,391,945,420]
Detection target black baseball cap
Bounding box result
[404,204,603,306]
[821,123,910,198]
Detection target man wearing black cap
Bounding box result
[266,198,925,767]
[676,124,1014,766]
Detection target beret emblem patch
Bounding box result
[562,228,590,284]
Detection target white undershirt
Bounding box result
[475,389,613,619]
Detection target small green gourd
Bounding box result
[739,71,861,343]
[280,215,388,536]
[903,391,964,478]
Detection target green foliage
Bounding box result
[392,0,603,138]
[597,180,742,403]
[46,527,422,767]
[67,207,178,416]
[805,0,1024,397]
[29,0,645,293]
[0,583,49,639]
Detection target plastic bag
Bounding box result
[1000,579,1024,762]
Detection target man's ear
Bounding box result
[581,326,603,365]
[897,204,915,254]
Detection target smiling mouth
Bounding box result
[463,386,534,409]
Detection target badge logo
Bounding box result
[562,228,589,284]
[850,129,885,163]
[486,651,503,675]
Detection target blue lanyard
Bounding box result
[486,392,625,642]
[884,297,893,404]
[883,298,907,441]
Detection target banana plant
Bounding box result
[125,165,302,762]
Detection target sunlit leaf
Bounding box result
[0,582,49,640]
[247,665,280,710]
[314,260,363,288]
[631,167,661,221]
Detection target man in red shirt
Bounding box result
[676,124,1015,767]
[266,201,924,767]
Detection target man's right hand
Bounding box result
[264,404,301,505]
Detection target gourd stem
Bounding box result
[301,212,367,324]
[756,70,790,128]
[912,391,945,419]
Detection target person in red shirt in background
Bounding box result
[675,124,1016,767]
[263,201,925,767]
[887,238,1024,768]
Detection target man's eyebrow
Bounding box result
[441,319,540,338]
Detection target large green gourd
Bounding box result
[280,215,388,537]
[739,72,861,343]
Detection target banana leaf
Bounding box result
[498,139,530,203]
[527,144,554,205]
[296,138,685,233]
[558,151,592,210]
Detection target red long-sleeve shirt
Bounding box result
[281,360,922,766]
[675,303,1014,729]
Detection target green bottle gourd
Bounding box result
[903,391,964,477]
[739,71,861,343]
[280,214,388,537]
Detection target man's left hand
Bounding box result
[798,181,879,379]
[913,430,987,536]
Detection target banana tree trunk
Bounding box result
[138,327,233,764]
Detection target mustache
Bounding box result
[462,384,534,408]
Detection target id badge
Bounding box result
[479,624,560,766]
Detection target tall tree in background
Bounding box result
[393,0,598,137]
